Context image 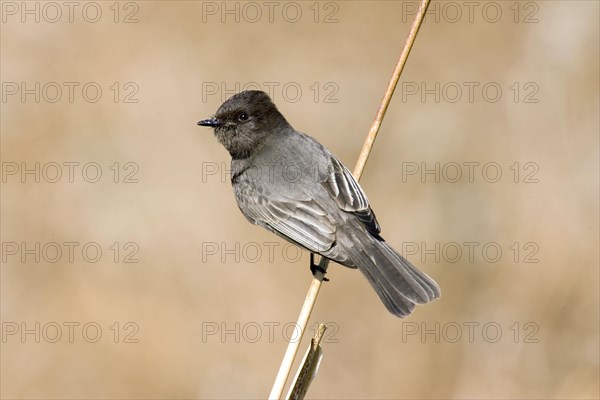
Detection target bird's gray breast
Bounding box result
[231,133,330,205]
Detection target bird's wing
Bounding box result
[322,156,381,237]
[237,194,337,254]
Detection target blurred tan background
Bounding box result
[1,1,598,399]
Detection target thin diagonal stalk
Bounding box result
[352,0,431,179]
[269,1,432,398]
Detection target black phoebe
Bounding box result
[198,90,440,317]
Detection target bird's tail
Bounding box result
[353,237,441,317]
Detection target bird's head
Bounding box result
[198,90,290,159]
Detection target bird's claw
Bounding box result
[310,253,329,282]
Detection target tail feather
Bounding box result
[354,238,440,318]
[379,241,440,303]
[356,248,416,317]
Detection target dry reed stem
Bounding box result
[269,1,432,397]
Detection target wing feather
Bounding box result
[322,156,381,237]
[238,196,336,254]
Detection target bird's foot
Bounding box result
[310,253,329,282]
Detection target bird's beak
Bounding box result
[197,118,223,127]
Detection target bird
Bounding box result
[197,90,440,317]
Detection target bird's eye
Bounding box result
[237,112,249,122]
